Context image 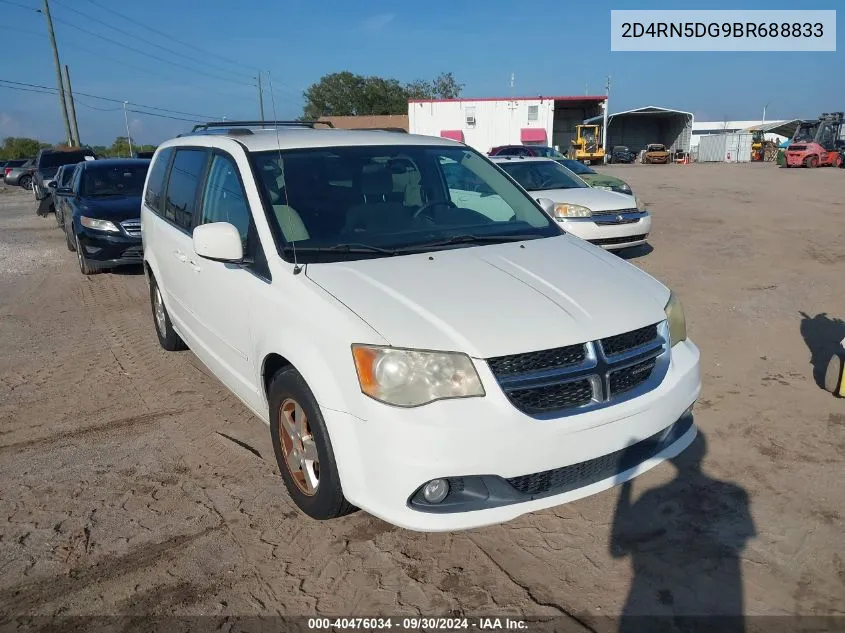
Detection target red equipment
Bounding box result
[784,112,843,168]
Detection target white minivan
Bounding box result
[141,122,700,531]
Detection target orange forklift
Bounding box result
[784,112,843,168]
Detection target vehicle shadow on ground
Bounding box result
[108,264,145,276]
[609,430,755,633]
[616,244,654,260]
[798,312,845,389]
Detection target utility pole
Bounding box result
[123,101,133,157]
[602,76,610,163]
[42,0,73,146]
[257,72,265,124]
[64,65,81,146]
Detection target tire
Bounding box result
[65,221,76,251]
[149,275,186,351]
[833,154,843,168]
[268,367,355,520]
[805,155,818,168]
[19,175,32,191]
[825,353,844,397]
[75,235,101,275]
[55,206,63,228]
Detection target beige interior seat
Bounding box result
[273,204,310,242]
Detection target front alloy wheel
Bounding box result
[278,398,320,495]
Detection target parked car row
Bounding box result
[39,156,150,275]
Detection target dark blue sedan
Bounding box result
[58,158,150,275]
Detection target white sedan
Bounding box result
[491,156,651,251]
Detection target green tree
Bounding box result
[302,71,463,119]
[108,136,135,158]
[0,137,48,160]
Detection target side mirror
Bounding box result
[193,222,243,263]
[535,197,555,213]
[47,180,57,189]
[55,187,73,196]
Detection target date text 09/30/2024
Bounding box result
[307,617,528,630]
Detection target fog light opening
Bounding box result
[422,478,449,504]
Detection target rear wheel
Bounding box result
[805,155,818,168]
[269,367,355,520]
[19,175,32,190]
[149,276,186,351]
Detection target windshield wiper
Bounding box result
[282,242,400,255]
[398,234,542,251]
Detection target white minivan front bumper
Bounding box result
[326,338,700,532]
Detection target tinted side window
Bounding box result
[164,149,207,230]
[144,147,173,215]
[199,154,251,245]
[70,165,83,193]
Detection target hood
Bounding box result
[305,235,669,358]
[530,187,637,212]
[78,195,142,221]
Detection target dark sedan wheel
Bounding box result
[19,175,32,190]
[75,235,99,275]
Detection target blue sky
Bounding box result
[0,0,841,146]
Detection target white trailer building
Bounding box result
[407,96,607,154]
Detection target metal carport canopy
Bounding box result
[584,105,694,153]
[742,119,801,139]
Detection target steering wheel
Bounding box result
[412,200,456,220]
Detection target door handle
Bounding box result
[174,250,187,263]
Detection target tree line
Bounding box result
[2,71,463,155]
[301,71,463,119]
[0,136,156,160]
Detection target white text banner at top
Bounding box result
[611,10,836,52]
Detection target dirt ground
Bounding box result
[0,163,844,629]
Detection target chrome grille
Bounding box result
[121,219,141,237]
[487,322,668,417]
[591,208,639,216]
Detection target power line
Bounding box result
[0,0,37,11]
[0,82,205,123]
[50,0,254,86]
[48,14,256,89]
[79,0,257,76]
[0,24,255,104]
[0,79,217,119]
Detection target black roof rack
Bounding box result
[356,127,408,133]
[189,120,334,133]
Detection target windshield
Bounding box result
[59,165,77,187]
[793,123,818,143]
[82,164,149,197]
[498,160,587,192]
[558,158,595,175]
[532,146,566,159]
[648,145,666,152]
[251,145,560,262]
[40,150,95,169]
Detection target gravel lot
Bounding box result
[0,164,843,629]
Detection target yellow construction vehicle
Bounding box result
[751,130,777,162]
[570,124,605,164]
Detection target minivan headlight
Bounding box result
[80,216,120,232]
[665,291,687,346]
[352,345,484,406]
[553,203,592,218]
